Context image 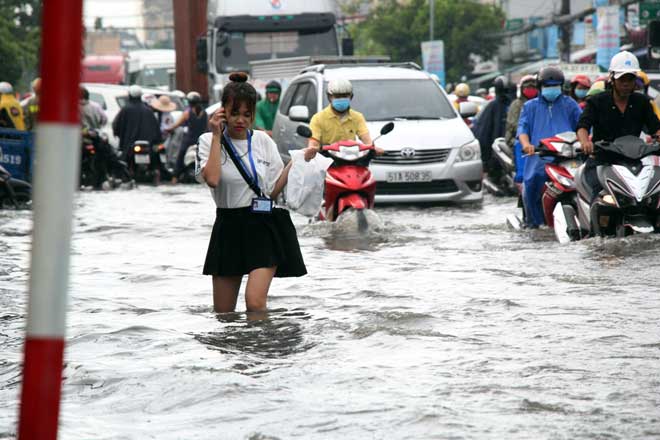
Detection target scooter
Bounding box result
[0,163,31,209]
[506,131,583,233]
[296,122,395,229]
[130,140,168,185]
[536,132,587,243]
[488,137,518,196]
[573,135,660,238]
[80,130,132,190]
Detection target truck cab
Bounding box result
[126,49,176,91]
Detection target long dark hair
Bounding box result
[221,72,257,114]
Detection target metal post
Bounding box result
[17,0,83,439]
[560,0,571,62]
[430,0,435,41]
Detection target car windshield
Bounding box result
[129,67,171,89]
[323,79,456,121]
[215,29,338,73]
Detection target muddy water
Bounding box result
[1,186,659,439]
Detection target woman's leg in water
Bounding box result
[212,275,242,313]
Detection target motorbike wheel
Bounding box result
[615,224,627,238]
[1,187,31,210]
[357,209,368,232]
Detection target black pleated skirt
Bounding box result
[203,207,307,278]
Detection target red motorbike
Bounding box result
[296,122,394,225]
[538,132,586,242]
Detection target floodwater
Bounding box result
[1,186,659,439]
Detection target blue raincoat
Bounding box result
[516,95,582,226]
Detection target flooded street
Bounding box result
[1,185,660,439]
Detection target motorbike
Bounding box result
[573,135,660,238]
[80,130,132,190]
[179,143,199,184]
[488,137,518,196]
[0,163,31,209]
[506,132,584,234]
[536,132,587,243]
[130,140,169,185]
[295,122,395,230]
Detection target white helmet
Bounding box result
[609,51,640,79]
[128,84,142,98]
[0,81,13,94]
[327,79,352,95]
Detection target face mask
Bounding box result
[522,87,538,99]
[541,86,562,102]
[575,89,588,99]
[331,98,350,112]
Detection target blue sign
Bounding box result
[545,26,559,58]
[596,6,620,70]
[421,40,445,86]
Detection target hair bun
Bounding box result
[229,72,249,83]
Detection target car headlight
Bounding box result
[455,139,481,162]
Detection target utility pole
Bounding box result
[173,0,208,99]
[559,0,571,62]
[429,0,434,41]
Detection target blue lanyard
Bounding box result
[223,129,259,189]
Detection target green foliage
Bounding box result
[0,0,42,91]
[352,0,504,82]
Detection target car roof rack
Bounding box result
[299,56,421,74]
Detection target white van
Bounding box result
[271,63,483,203]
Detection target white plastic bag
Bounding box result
[285,149,333,217]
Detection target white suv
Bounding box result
[271,63,483,203]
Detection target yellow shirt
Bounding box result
[309,105,369,145]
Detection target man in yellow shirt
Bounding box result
[304,79,380,161]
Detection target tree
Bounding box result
[351,0,505,82]
[0,0,42,91]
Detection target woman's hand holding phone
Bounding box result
[209,107,225,135]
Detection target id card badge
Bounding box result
[251,197,273,214]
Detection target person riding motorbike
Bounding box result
[112,85,162,161]
[517,65,582,228]
[255,80,281,136]
[0,82,25,130]
[80,86,128,188]
[576,51,660,202]
[505,75,537,184]
[22,77,40,131]
[453,83,470,109]
[569,74,591,109]
[472,75,515,189]
[168,91,208,183]
[303,79,381,161]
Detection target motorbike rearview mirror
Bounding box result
[380,122,394,136]
[296,125,312,138]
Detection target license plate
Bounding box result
[135,154,150,164]
[386,170,432,183]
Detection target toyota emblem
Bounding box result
[401,147,416,158]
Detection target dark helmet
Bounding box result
[186,91,202,104]
[493,75,511,95]
[265,80,281,93]
[538,66,565,87]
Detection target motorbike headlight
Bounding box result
[603,194,617,205]
[329,145,369,161]
[456,139,481,162]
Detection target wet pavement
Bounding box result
[1,185,659,439]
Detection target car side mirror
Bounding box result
[289,105,310,122]
[459,101,478,118]
[296,125,312,138]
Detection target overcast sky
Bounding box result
[83,0,142,29]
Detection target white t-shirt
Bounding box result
[196,130,284,208]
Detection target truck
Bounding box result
[82,55,127,84]
[126,49,176,91]
[202,0,348,102]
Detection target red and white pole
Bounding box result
[18,1,83,439]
